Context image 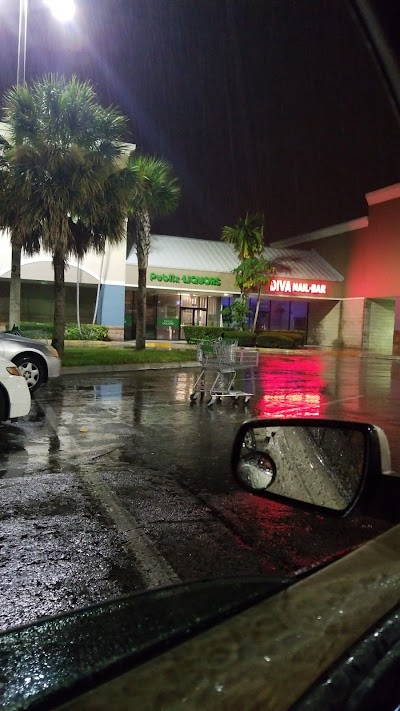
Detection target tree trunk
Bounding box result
[135,209,151,351]
[136,266,147,350]
[8,243,21,328]
[52,249,66,356]
[252,286,262,332]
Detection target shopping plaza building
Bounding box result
[1,182,400,354]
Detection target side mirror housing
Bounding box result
[231,419,388,516]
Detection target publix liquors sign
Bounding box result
[268,278,327,295]
[150,272,221,286]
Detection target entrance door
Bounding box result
[180,308,207,339]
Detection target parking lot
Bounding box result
[1,350,400,630]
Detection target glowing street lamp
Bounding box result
[44,0,75,23]
[17,0,76,84]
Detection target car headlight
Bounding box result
[7,366,23,376]
[46,346,59,357]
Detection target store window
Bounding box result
[126,291,158,340]
[124,289,134,339]
[249,296,271,331]
[207,296,220,327]
[289,301,308,331]
[180,293,208,309]
[270,300,290,330]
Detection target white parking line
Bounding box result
[36,397,180,588]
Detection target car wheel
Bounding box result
[243,429,256,450]
[12,355,45,393]
[0,386,8,421]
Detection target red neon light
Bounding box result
[268,278,328,295]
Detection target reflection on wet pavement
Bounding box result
[2,352,400,476]
[2,352,400,630]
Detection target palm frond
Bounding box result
[0,74,130,260]
[127,153,180,219]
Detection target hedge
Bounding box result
[256,333,295,349]
[183,325,224,343]
[184,325,303,349]
[64,324,109,341]
[14,322,109,341]
[18,321,53,339]
[222,330,256,347]
[256,329,305,346]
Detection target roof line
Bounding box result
[271,217,368,248]
[366,183,400,205]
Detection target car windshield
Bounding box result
[1,1,400,708]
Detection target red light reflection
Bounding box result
[253,354,329,418]
[230,490,383,576]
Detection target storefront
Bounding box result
[125,234,344,341]
[272,183,400,354]
[124,290,222,340]
[13,201,399,349]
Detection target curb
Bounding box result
[60,361,200,376]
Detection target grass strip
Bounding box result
[62,347,197,367]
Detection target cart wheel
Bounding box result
[190,392,199,402]
[207,397,216,407]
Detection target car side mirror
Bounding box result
[231,419,389,516]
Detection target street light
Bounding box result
[44,0,75,23]
[10,0,76,327]
[17,0,76,84]
[17,0,28,85]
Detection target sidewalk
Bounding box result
[60,342,400,377]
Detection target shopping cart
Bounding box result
[190,338,259,407]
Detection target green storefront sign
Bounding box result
[150,272,221,287]
[157,317,180,328]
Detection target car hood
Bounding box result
[0,575,291,710]
[0,333,45,347]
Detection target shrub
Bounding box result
[184,325,256,347]
[16,321,108,341]
[256,329,306,347]
[222,330,256,347]
[256,333,295,349]
[19,322,53,339]
[184,326,224,343]
[280,330,306,346]
[288,333,306,347]
[64,324,109,341]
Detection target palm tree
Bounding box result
[0,75,130,355]
[232,256,276,331]
[221,211,264,259]
[221,212,265,331]
[127,154,180,350]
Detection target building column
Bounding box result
[97,284,125,341]
[340,298,365,349]
[393,298,400,356]
[307,300,341,346]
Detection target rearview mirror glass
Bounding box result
[233,421,370,513]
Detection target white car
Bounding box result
[0,356,31,422]
[0,332,61,392]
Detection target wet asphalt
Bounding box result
[1,351,400,631]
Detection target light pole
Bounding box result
[17,0,76,86]
[17,0,28,85]
[9,0,76,328]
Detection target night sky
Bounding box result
[1,0,400,242]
